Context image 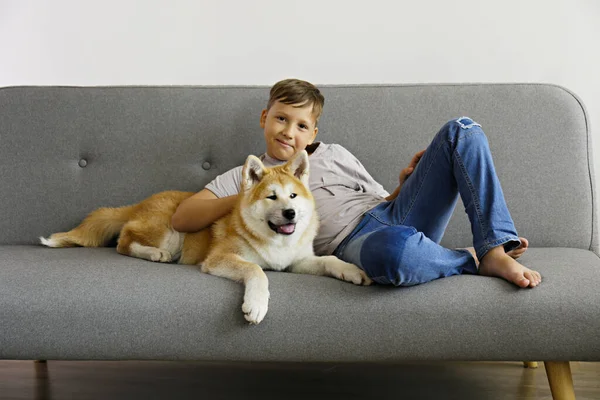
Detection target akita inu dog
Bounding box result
[41,151,372,324]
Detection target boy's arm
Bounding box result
[171,189,238,232]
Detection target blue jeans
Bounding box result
[333,117,521,286]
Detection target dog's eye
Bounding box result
[290,193,297,199]
[267,195,277,200]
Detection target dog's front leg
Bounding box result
[202,254,270,325]
[289,256,372,286]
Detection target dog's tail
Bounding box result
[40,205,137,248]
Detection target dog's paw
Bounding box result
[328,260,373,286]
[150,248,172,263]
[242,288,270,325]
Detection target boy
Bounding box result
[172,79,541,288]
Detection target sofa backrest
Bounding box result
[0,84,597,254]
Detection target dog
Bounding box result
[40,151,372,324]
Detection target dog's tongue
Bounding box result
[278,224,296,234]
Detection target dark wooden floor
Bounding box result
[0,360,599,400]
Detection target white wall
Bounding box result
[2,0,599,214]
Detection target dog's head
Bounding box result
[239,150,315,239]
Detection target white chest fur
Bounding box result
[243,237,313,271]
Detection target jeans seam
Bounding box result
[453,146,488,244]
[399,139,446,226]
[368,212,394,227]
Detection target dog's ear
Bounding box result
[242,155,266,191]
[286,150,310,187]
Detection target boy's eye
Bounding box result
[267,195,277,200]
[299,124,308,130]
[290,193,297,199]
[276,116,285,122]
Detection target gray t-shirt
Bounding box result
[205,142,389,255]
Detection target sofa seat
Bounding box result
[2,245,598,362]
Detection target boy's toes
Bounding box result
[524,272,535,287]
[515,275,531,288]
[530,271,542,286]
[523,269,542,287]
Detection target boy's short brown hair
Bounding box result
[267,79,325,125]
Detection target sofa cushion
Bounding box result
[1,245,599,361]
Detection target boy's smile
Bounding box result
[260,101,318,161]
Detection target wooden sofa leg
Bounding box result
[523,361,538,368]
[544,361,575,400]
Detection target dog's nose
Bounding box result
[283,209,296,220]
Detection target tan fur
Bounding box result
[42,191,195,255]
[41,151,371,324]
[43,205,138,247]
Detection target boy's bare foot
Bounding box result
[459,237,541,288]
[478,245,541,288]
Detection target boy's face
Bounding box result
[260,101,318,161]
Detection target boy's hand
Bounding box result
[399,149,426,186]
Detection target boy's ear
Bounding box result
[285,150,309,187]
[309,126,318,144]
[242,155,266,191]
[260,109,268,129]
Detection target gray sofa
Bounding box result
[1,84,598,398]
